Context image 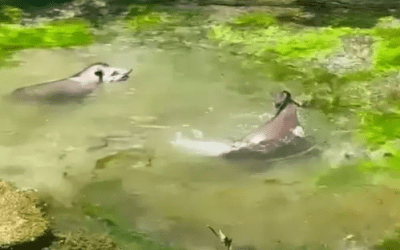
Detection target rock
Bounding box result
[0,180,52,249]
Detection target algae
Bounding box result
[79,180,179,250]
[126,10,184,32]
[373,27,400,71]
[0,19,92,65]
[233,12,277,28]
[208,12,400,72]
[0,20,92,50]
[0,5,22,24]
[374,229,400,250]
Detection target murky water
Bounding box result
[0,39,396,250]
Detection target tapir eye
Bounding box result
[94,70,103,77]
[111,71,119,76]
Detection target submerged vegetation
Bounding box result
[375,230,400,250]
[80,181,179,250]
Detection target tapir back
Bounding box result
[241,103,299,144]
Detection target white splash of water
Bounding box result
[249,134,265,144]
[171,132,232,156]
[292,126,305,138]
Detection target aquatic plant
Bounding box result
[127,10,184,32]
[374,229,400,250]
[352,111,400,174]
[210,13,400,71]
[233,12,277,28]
[373,27,400,71]
[210,20,374,61]
[125,4,153,18]
[357,149,400,175]
[0,20,92,51]
[82,202,180,250]
[341,71,376,82]
[358,112,399,145]
[128,12,164,31]
[0,5,22,24]
[275,28,350,59]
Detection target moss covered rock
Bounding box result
[0,180,50,248]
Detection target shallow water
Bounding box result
[0,39,393,250]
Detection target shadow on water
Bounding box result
[0,40,392,250]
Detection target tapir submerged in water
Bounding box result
[5,62,132,104]
[171,91,318,161]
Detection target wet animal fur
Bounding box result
[221,91,317,160]
[171,91,318,161]
[7,62,132,104]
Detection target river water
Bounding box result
[0,36,397,250]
